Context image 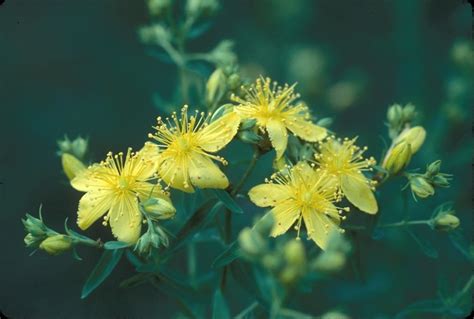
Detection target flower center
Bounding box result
[118,176,129,190]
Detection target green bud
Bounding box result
[237,130,262,144]
[431,174,451,188]
[311,251,346,273]
[283,239,306,266]
[409,175,435,199]
[210,40,237,67]
[316,117,333,128]
[139,24,170,46]
[325,231,351,254]
[24,233,40,247]
[382,141,412,175]
[61,153,86,181]
[206,68,227,106]
[321,311,351,319]
[238,228,267,258]
[396,126,426,154]
[22,214,47,237]
[433,214,460,232]
[227,73,241,90]
[387,104,403,125]
[186,0,219,19]
[57,135,88,159]
[239,118,257,131]
[39,235,72,255]
[261,253,281,272]
[402,103,416,122]
[279,266,300,285]
[147,0,171,16]
[426,160,442,177]
[252,213,275,236]
[141,197,176,220]
[451,40,473,69]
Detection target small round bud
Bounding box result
[382,141,412,175]
[206,68,227,106]
[311,251,346,273]
[141,198,176,220]
[409,175,435,199]
[426,160,442,177]
[283,239,306,266]
[396,126,426,154]
[39,235,72,255]
[253,213,275,236]
[433,214,460,232]
[238,228,267,258]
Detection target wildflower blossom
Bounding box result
[149,105,240,192]
[248,162,347,249]
[232,77,326,159]
[314,137,378,214]
[71,147,173,243]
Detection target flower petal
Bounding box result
[109,194,142,243]
[77,190,113,230]
[197,112,241,153]
[341,173,378,214]
[71,165,109,192]
[248,183,292,207]
[157,155,194,193]
[266,119,288,159]
[134,181,171,203]
[188,154,229,189]
[285,117,327,142]
[270,199,300,237]
[302,208,339,250]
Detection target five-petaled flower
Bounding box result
[232,77,327,160]
[248,162,348,250]
[314,137,378,214]
[148,105,241,193]
[71,146,174,243]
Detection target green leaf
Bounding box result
[104,241,131,250]
[212,242,242,268]
[81,249,123,299]
[405,229,438,259]
[448,230,474,261]
[212,289,231,319]
[125,250,144,269]
[212,189,243,214]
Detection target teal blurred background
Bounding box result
[0,0,472,318]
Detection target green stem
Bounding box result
[345,219,431,231]
[235,302,259,319]
[231,147,261,196]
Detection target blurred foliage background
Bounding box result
[0,0,472,318]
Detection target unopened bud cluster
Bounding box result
[429,204,459,232]
[407,160,451,200]
[386,103,417,139]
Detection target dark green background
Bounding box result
[1,0,471,318]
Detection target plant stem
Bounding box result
[231,147,261,196]
[345,219,430,231]
[235,302,259,319]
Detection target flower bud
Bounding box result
[409,175,435,199]
[61,153,86,181]
[141,197,176,220]
[237,130,262,145]
[186,0,219,18]
[431,174,451,188]
[321,311,351,319]
[206,68,227,106]
[147,0,171,16]
[238,228,267,258]
[396,126,426,154]
[71,137,88,159]
[402,103,416,122]
[227,73,241,90]
[283,239,306,266]
[39,235,72,255]
[261,253,281,272]
[139,25,170,46]
[311,251,346,273]
[433,214,460,232]
[24,233,40,247]
[387,104,403,126]
[253,213,274,236]
[22,214,47,237]
[316,117,333,128]
[383,141,412,174]
[279,266,300,285]
[426,160,442,177]
[239,118,257,131]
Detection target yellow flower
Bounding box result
[232,77,326,159]
[148,105,241,193]
[314,137,378,214]
[71,147,173,243]
[248,162,347,250]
